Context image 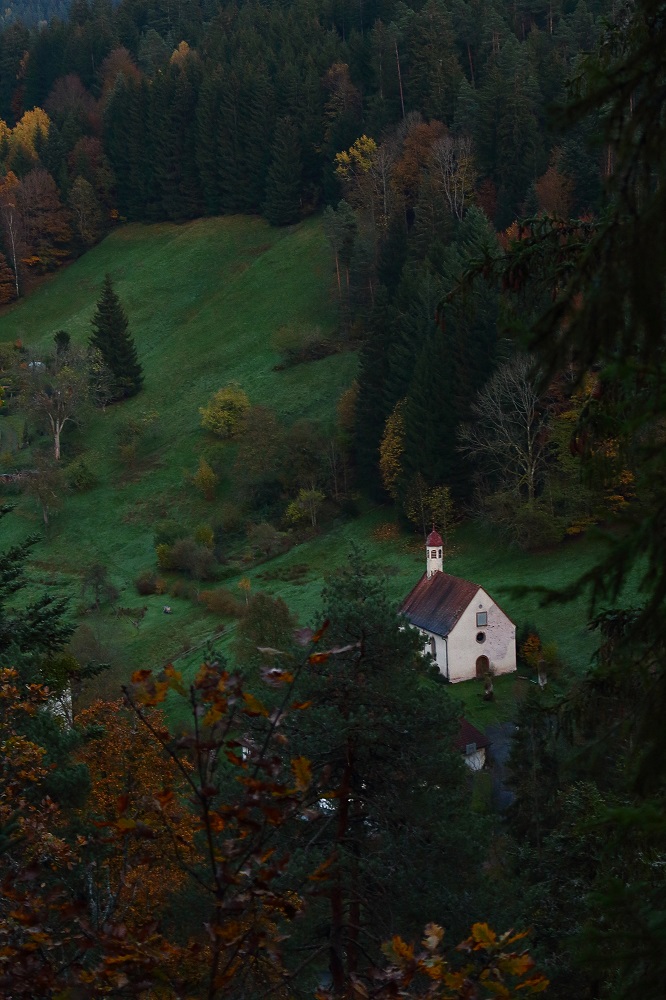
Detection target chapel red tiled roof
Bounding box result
[455,718,489,752]
[400,571,479,636]
[426,529,443,547]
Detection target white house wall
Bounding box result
[463,748,486,771]
[446,588,516,683]
[417,627,448,677]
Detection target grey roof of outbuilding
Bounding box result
[400,571,480,637]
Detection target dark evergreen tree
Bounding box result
[22,20,67,109]
[89,274,143,399]
[104,77,155,221]
[0,531,74,667]
[263,116,302,225]
[353,286,395,497]
[402,0,463,123]
[383,262,446,411]
[401,323,460,493]
[196,65,223,215]
[0,22,29,124]
[0,506,91,808]
[401,207,499,499]
[491,37,545,226]
[282,551,487,986]
[53,329,70,354]
[150,60,203,221]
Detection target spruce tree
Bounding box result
[89,275,143,400]
[401,208,499,500]
[263,116,302,226]
[281,552,485,983]
[354,287,395,497]
[401,323,462,494]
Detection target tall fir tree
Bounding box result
[263,116,302,225]
[151,61,203,221]
[353,286,395,497]
[89,274,143,400]
[281,551,487,986]
[401,207,499,500]
[196,66,223,215]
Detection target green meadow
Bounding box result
[0,215,639,720]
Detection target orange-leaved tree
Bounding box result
[73,698,200,933]
[1,639,548,999]
[117,629,547,1000]
[0,669,84,996]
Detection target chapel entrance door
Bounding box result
[476,655,490,678]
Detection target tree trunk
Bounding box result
[8,220,20,299]
[329,753,352,993]
[395,41,405,120]
[467,43,475,87]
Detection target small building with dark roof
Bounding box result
[455,719,490,771]
[400,533,516,683]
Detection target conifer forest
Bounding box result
[1,0,666,996]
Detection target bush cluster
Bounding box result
[198,588,245,618]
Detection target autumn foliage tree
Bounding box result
[199,383,250,438]
[0,609,546,999]
[379,397,406,500]
[0,668,85,997]
[18,167,71,273]
[0,171,23,297]
[0,250,16,303]
[74,698,199,933]
[192,455,218,500]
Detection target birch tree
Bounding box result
[0,172,23,298]
[19,349,92,461]
[458,353,553,503]
[430,133,475,222]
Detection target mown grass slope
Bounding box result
[0,215,357,674]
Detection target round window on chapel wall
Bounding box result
[476,632,486,643]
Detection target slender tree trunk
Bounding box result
[7,216,20,298]
[347,793,362,977]
[467,43,475,87]
[50,415,62,461]
[395,41,405,120]
[330,753,352,993]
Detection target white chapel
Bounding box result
[400,529,517,683]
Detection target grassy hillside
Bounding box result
[0,215,356,673]
[0,214,637,723]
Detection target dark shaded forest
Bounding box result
[0,0,615,528]
[0,0,605,268]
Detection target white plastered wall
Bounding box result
[446,587,516,683]
[463,747,486,771]
[418,628,449,678]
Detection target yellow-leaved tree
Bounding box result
[199,383,250,438]
[10,107,50,162]
[379,398,406,500]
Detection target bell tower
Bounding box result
[426,528,443,578]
